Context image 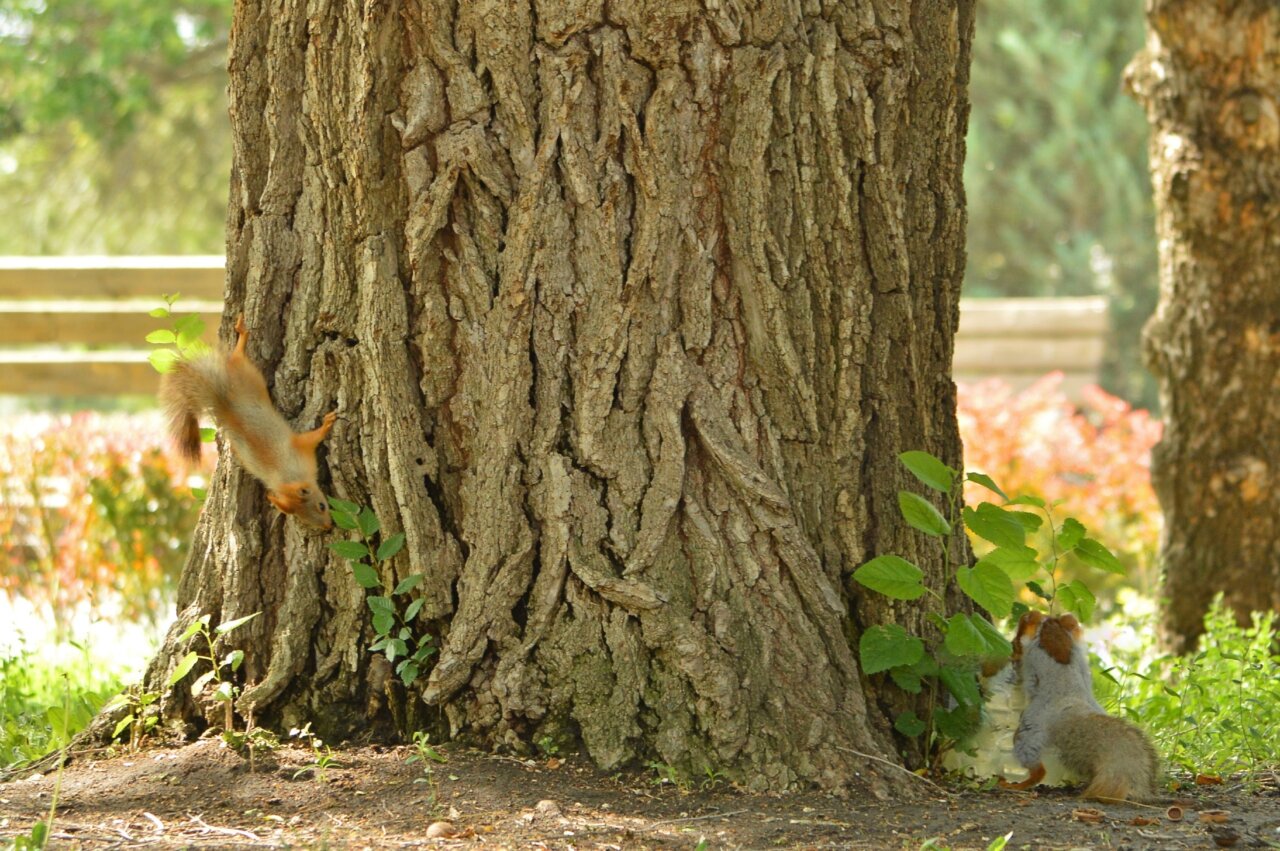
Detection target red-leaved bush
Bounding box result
[0,413,211,625]
[957,373,1163,591]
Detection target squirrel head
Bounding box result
[1012,611,1082,665]
[267,482,334,530]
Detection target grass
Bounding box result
[0,639,131,771]
[1101,595,1280,778]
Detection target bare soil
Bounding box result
[1,741,1277,849]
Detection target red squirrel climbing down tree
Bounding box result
[160,314,336,530]
[1000,611,1161,802]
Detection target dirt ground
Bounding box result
[1,741,1277,850]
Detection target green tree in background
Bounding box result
[966,0,1158,407]
[0,0,231,254]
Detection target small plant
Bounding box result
[645,760,687,790]
[289,722,340,782]
[700,767,725,791]
[328,500,436,687]
[535,735,560,758]
[145,293,210,374]
[1109,597,1280,777]
[11,676,73,850]
[166,611,260,737]
[851,450,1125,751]
[406,730,447,813]
[406,730,446,781]
[104,687,161,752]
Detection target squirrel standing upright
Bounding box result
[160,314,336,530]
[1000,611,1160,802]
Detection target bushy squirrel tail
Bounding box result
[159,355,228,465]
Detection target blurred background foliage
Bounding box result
[966,0,1157,408]
[0,0,1158,405]
[0,0,231,254]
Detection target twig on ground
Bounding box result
[832,745,949,793]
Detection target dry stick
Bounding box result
[188,814,262,841]
[832,745,949,793]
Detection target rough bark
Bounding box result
[1126,0,1280,652]
[141,0,975,792]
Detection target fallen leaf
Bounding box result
[426,821,457,839]
[1072,808,1105,823]
[1196,774,1224,785]
[1199,810,1230,824]
[1128,816,1159,826]
[546,758,562,770]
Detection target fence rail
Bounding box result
[0,258,1109,398]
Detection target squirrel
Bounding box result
[999,611,1160,802]
[160,314,336,530]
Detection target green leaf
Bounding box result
[191,670,217,697]
[215,612,260,635]
[378,534,407,563]
[329,540,370,561]
[392,572,422,597]
[199,427,216,443]
[978,547,1041,582]
[938,666,982,708]
[859,624,926,675]
[1007,494,1046,509]
[167,651,199,687]
[224,649,245,672]
[112,714,135,740]
[148,348,179,374]
[178,617,207,642]
[965,472,1007,501]
[1026,580,1051,602]
[398,662,420,687]
[357,507,380,536]
[1076,537,1125,575]
[971,615,1014,658]
[889,666,924,694]
[851,555,927,600]
[372,612,395,636]
[1056,517,1085,552]
[146,329,176,344]
[329,497,361,515]
[149,307,171,318]
[890,652,942,696]
[190,487,207,501]
[943,613,987,658]
[174,314,205,347]
[332,510,358,531]
[963,503,1027,549]
[899,451,956,494]
[898,491,951,537]
[213,681,235,702]
[956,561,1015,618]
[934,704,980,740]
[350,562,380,589]
[1057,580,1097,622]
[366,596,395,616]
[403,598,425,622]
[894,710,927,737]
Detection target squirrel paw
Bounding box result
[235,313,248,335]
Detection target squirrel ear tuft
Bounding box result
[268,485,303,515]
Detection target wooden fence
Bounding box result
[0,257,1108,397]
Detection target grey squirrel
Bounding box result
[160,314,336,529]
[999,611,1160,802]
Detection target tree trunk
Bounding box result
[1126,1,1280,652]
[142,0,975,792]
